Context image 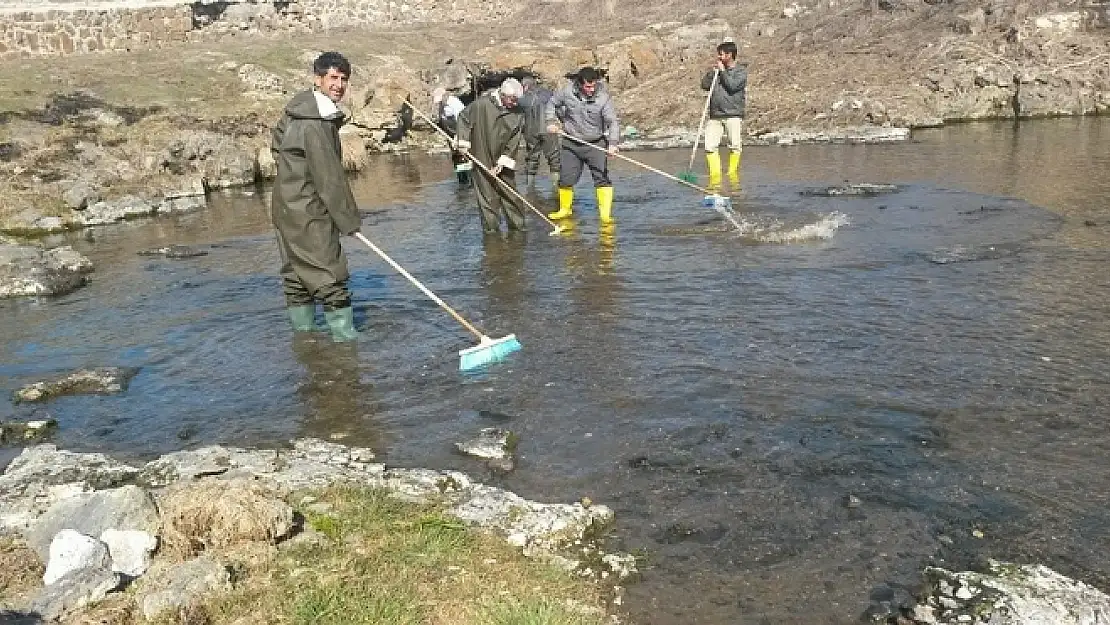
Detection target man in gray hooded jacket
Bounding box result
[544,67,620,224]
[271,51,362,342]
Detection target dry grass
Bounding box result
[0,536,43,605]
[340,132,370,172]
[158,480,294,559]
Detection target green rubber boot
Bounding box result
[324,307,359,343]
[287,305,316,332]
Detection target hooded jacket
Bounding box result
[545,80,619,144]
[701,63,747,119]
[518,85,554,142]
[271,89,361,292]
[456,89,525,172]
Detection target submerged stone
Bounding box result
[136,245,208,259]
[801,183,901,197]
[923,243,1019,265]
[13,367,140,403]
[0,419,59,445]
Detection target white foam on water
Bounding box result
[755,211,850,243]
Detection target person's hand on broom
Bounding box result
[607,144,619,156]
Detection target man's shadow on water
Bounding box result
[480,230,528,304]
[290,334,382,448]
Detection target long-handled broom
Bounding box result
[352,232,521,371]
[558,131,733,212]
[679,69,718,183]
[403,101,565,236]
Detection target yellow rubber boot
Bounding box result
[596,186,614,224]
[548,187,574,220]
[706,151,723,190]
[728,151,742,176]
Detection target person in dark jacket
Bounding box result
[271,51,362,342]
[700,37,748,184]
[544,67,620,224]
[519,77,560,188]
[456,78,527,234]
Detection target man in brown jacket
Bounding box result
[271,51,362,342]
[455,78,526,234]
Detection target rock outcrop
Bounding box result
[0,245,93,298]
[0,438,633,619]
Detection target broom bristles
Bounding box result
[459,334,522,371]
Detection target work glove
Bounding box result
[607,144,620,156]
[546,123,561,134]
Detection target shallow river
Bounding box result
[3,118,1109,624]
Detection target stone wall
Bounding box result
[0,0,518,58]
[0,5,191,58]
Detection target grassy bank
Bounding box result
[0,486,616,624]
[194,486,613,625]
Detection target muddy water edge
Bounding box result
[2,118,1110,624]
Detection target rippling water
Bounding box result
[2,118,1109,624]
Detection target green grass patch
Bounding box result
[478,597,606,625]
[187,486,611,625]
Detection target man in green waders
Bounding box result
[455,78,527,234]
[271,51,363,342]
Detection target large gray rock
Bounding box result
[25,485,161,560]
[139,445,233,488]
[455,428,517,472]
[160,131,259,191]
[43,529,111,585]
[910,561,1110,625]
[450,482,614,557]
[100,528,158,577]
[13,366,139,403]
[157,195,207,214]
[0,445,139,534]
[136,556,231,620]
[62,182,100,211]
[28,565,121,621]
[78,195,157,226]
[0,244,93,298]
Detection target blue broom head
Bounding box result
[702,194,733,211]
[459,334,523,371]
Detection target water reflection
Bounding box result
[290,335,381,448]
